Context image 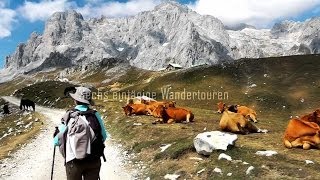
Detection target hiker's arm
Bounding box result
[95,112,108,141]
[53,124,67,146]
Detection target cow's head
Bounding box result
[246,111,258,123]
[155,105,169,122]
[312,109,320,124]
[216,102,226,113]
[122,105,133,116]
[228,104,238,113]
[165,101,176,108]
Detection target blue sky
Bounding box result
[1,0,320,68]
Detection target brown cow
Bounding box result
[219,110,267,134]
[237,106,258,123]
[122,104,148,116]
[283,109,320,150]
[216,102,238,114]
[216,102,258,123]
[143,100,176,117]
[283,119,320,150]
[154,105,194,124]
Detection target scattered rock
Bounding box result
[227,173,232,176]
[213,167,222,174]
[255,150,277,156]
[305,160,314,164]
[249,84,257,88]
[25,122,33,129]
[160,144,172,152]
[194,131,238,155]
[8,128,13,133]
[133,123,142,126]
[35,118,39,122]
[218,153,232,161]
[246,166,254,175]
[197,168,205,175]
[164,174,180,180]
[16,121,24,126]
[189,157,203,161]
[243,161,249,165]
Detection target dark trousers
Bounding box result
[66,158,101,180]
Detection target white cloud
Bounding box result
[0,2,16,38]
[77,0,161,18]
[190,0,320,27]
[18,0,74,22]
[17,0,161,22]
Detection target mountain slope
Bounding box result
[3,1,320,75]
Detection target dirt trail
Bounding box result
[0,96,135,180]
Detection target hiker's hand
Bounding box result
[53,127,59,138]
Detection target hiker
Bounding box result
[53,87,108,180]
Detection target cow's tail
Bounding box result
[186,112,194,123]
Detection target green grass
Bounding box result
[154,137,195,160]
[13,81,80,109]
[0,111,44,159]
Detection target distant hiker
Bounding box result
[3,103,10,115]
[53,87,108,180]
[20,99,35,111]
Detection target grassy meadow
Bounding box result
[1,54,320,179]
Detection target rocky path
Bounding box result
[0,96,135,180]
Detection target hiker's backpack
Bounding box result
[58,109,105,161]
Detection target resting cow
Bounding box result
[143,100,176,117]
[122,104,148,116]
[219,109,266,134]
[154,105,194,123]
[283,109,320,150]
[217,102,258,123]
[283,119,320,149]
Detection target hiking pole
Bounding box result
[51,146,56,180]
[51,127,59,180]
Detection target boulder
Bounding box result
[193,131,237,155]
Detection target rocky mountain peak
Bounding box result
[3,2,320,77]
[154,1,190,13]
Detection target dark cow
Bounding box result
[20,99,35,111]
[3,103,10,114]
[64,86,77,97]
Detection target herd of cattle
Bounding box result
[122,97,320,150]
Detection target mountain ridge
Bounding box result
[3,1,320,75]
